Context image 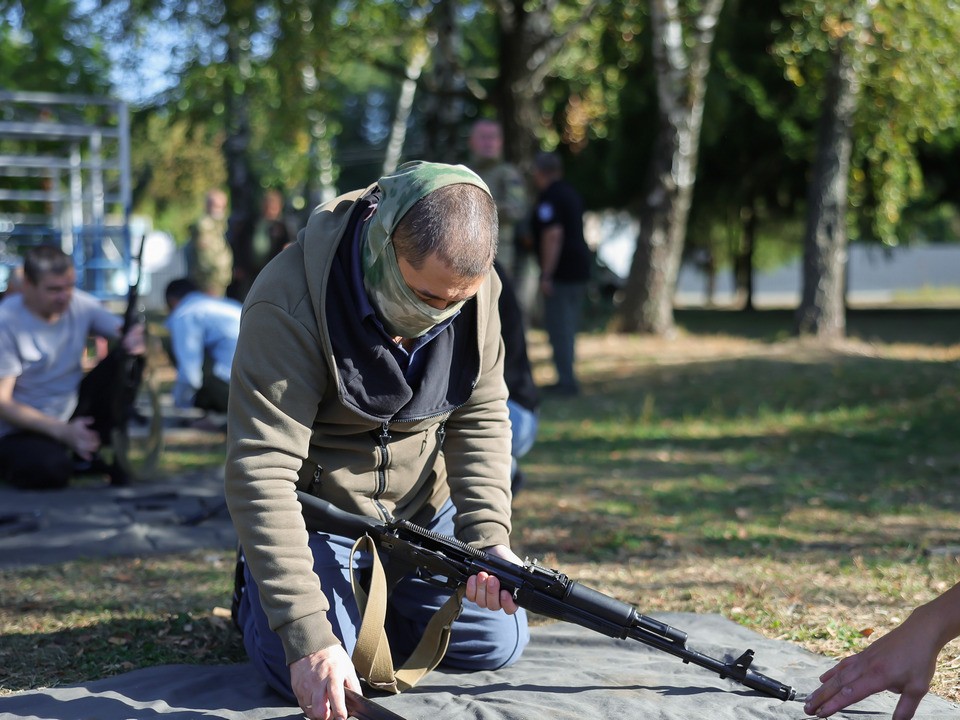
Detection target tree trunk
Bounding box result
[422,0,464,163]
[223,29,257,299]
[736,203,757,311]
[617,124,693,335]
[383,41,432,175]
[495,0,549,172]
[615,0,724,335]
[493,0,600,172]
[794,41,859,340]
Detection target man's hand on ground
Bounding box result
[290,644,362,720]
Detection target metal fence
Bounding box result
[0,90,132,297]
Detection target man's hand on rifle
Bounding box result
[121,322,146,355]
[467,545,521,614]
[290,643,362,720]
[61,417,101,460]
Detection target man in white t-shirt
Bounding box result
[0,245,144,489]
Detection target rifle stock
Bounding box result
[296,491,798,702]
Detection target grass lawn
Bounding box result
[2,307,958,705]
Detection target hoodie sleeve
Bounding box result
[225,295,339,664]
[441,271,514,549]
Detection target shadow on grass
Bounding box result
[672,307,960,345]
[519,348,960,561]
[0,619,245,692]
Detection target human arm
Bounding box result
[538,224,564,296]
[0,374,100,458]
[224,293,354,716]
[120,322,145,355]
[442,271,517,594]
[86,290,145,356]
[804,582,960,719]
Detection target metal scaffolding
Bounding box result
[0,89,132,297]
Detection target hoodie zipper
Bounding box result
[369,383,474,520]
[373,421,392,518]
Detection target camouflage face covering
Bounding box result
[362,161,491,339]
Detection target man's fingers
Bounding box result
[892,687,926,720]
[326,682,349,720]
[484,574,501,609]
[814,672,891,718]
[467,571,519,612]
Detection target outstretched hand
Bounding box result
[804,618,940,719]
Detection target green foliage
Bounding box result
[775,0,960,245]
[130,113,228,243]
[0,0,112,93]
[539,0,644,151]
[5,0,958,256]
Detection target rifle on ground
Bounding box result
[297,491,797,702]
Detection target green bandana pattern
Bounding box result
[362,161,492,339]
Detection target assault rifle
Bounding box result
[296,491,798,702]
[73,235,148,485]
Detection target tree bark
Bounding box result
[494,0,555,171]
[223,28,257,298]
[383,41,432,175]
[421,0,465,163]
[794,41,860,340]
[736,203,757,311]
[615,0,724,335]
[493,0,601,171]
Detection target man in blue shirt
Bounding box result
[164,278,242,416]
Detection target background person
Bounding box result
[226,162,529,720]
[467,119,528,282]
[233,189,295,301]
[164,277,242,418]
[530,151,591,397]
[0,245,144,489]
[186,188,234,297]
[493,260,539,495]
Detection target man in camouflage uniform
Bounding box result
[185,189,233,297]
[468,120,528,282]
[226,162,529,719]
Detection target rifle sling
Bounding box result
[349,533,464,693]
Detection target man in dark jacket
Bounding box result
[530,152,591,396]
[493,260,538,494]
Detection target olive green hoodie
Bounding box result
[225,181,512,665]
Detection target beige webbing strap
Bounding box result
[349,534,465,694]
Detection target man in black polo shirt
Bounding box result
[530,152,591,396]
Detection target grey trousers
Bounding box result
[543,280,585,389]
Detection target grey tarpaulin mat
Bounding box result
[0,469,235,568]
[2,615,958,719]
